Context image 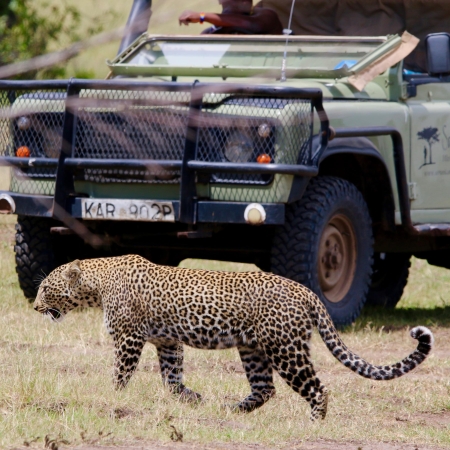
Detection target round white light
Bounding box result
[258,123,271,138]
[17,116,31,131]
[224,131,253,163]
[244,203,266,225]
[0,193,16,214]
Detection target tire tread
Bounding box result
[14,216,56,301]
[271,176,373,327]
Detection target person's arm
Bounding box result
[178,10,281,34]
[179,11,215,26]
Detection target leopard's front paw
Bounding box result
[179,387,202,403]
[170,383,202,403]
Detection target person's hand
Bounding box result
[179,10,201,25]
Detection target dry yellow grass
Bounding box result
[0,215,449,449]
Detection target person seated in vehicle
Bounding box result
[178,0,283,35]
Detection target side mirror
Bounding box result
[425,33,450,76]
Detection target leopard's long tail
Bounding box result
[311,297,433,380]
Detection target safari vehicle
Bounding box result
[2,0,450,327]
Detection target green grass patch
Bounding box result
[353,257,450,330]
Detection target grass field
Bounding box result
[0,214,449,449]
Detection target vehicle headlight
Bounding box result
[224,130,253,163]
[17,116,31,131]
[257,123,271,138]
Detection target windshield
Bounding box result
[108,35,388,78]
[128,39,381,70]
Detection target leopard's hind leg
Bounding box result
[262,338,328,421]
[155,341,202,402]
[231,345,276,412]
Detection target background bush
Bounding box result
[0,0,111,79]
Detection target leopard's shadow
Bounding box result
[352,305,450,330]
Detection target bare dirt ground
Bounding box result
[8,443,449,450]
[15,441,447,450]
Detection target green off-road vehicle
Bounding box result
[2,0,450,327]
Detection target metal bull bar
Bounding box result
[0,79,329,225]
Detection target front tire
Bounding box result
[271,176,374,328]
[15,216,58,301]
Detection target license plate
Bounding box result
[81,199,175,222]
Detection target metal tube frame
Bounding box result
[0,79,329,225]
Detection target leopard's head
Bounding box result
[34,259,101,321]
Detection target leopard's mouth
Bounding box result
[46,308,62,321]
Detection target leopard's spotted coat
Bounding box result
[34,255,433,420]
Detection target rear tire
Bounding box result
[271,176,374,328]
[365,252,411,308]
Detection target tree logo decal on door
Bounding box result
[418,127,439,169]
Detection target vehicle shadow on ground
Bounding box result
[352,305,450,330]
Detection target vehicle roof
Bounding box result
[263,0,450,72]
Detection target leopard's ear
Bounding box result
[62,259,82,283]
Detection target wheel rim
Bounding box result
[318,214,357,303]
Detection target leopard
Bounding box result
[33,254,433,421]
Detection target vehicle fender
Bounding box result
[288,136,397,232]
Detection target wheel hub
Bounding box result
[318,214,357,303]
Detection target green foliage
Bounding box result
[0,0,110,79]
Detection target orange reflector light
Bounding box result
[257,153,271,164]
[16,146,31,157]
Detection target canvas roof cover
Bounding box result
[263,0,450,72]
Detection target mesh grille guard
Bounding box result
[0,79,329,223]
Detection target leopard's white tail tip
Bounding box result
[410,326,434,350]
